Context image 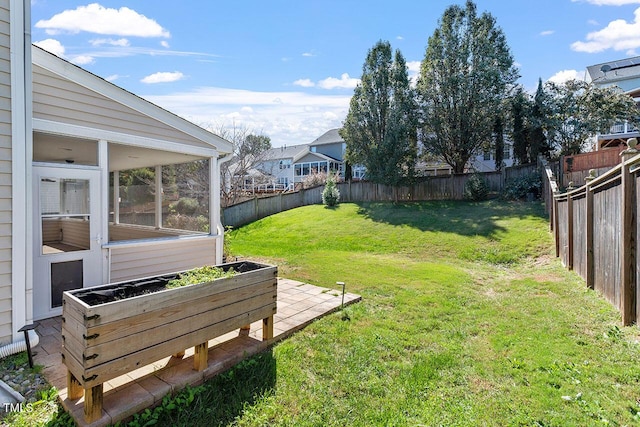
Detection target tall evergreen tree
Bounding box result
[511,88,529,165]
[341,40,418,186]
[418,0,518,173]
[528,78,551,162]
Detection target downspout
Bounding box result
[212,154,233,264]
[0,330,39,359]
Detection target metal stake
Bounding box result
[337,281,345,309]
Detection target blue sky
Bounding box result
[30,0,640,147]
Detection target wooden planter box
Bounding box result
[61,260,277,423]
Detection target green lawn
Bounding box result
[6,200,640,426]
[152,200,639,426]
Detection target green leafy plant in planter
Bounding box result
[167,265,236,289]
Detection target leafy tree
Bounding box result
[544,79,639,155]
[341,40,418,187]
[418,0,518,173]
[213,123,272,205]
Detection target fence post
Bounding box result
[620,142,637,326]
[567,189,574,270]
[584,170,596,289]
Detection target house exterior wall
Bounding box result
[0,0,12,344]
[469,143,514,172]
[257,158,293,186]
[108,237,216,283]
[312,142,344,161]
[32,64,212,150]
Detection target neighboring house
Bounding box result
[586,56,640,149]
[468,142,515,172]
[1,1,232,347]
[256,129,348,187]
[257,144,308,188]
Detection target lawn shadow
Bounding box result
[138,349,277,427]
[355,200,547,238]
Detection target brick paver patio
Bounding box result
[33,278,361,427]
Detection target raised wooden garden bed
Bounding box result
[61,260,277,423]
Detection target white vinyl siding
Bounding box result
[0,0,11,344]
[109,237,217,283]
[32,65,211,150]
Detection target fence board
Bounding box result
[636,172,640,321]
[571,191,587,280]
[592,179,622,309]
[556,197,569,267]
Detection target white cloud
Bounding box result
[161,41,170,48]
[406,61,421,73]
[90,38,130,47]
[34,38,65,57]
[572,7,640,52]
[35,3,170,38]
[141,71,185,84]
[302,52,315,57]
[547,69,583,83]
[540,30,555,36]
[293,78,315,88]
[396,36,404,40]
[406,60,421,86]
[71,55,94,65]
[317,73,360,90]
[105,74,123,82]
[144,87,351,147]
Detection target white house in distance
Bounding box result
[586,56,640,150]
[257,128,350,188]
[468,142,515,172]
[0,1,233,349]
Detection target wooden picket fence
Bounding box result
[540,150,640,325]
[222,164,538,228]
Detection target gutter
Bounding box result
[214,154,234,264]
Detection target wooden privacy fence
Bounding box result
[222,164,538,228]
[542,148,640,325]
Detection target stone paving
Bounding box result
[33,278,361,427]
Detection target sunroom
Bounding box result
[30,46,233,320]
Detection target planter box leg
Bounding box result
[173,350,185,358]
[67,371,83,400]
[84,384,103,423]
[239,324,251,336]
[194,342,208,371]
[263,315,273,341]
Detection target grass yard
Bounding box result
[142,200,640,426]
[4,200,640,426]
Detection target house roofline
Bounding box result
[32,45,233,155]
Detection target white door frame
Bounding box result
[32,164,104,320]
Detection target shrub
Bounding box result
[464,173,489,201]
[322,174,340,207]
[164,214,209,232]
[503,173,542,200]
[302,172,328,188]
[170,197,199,215]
